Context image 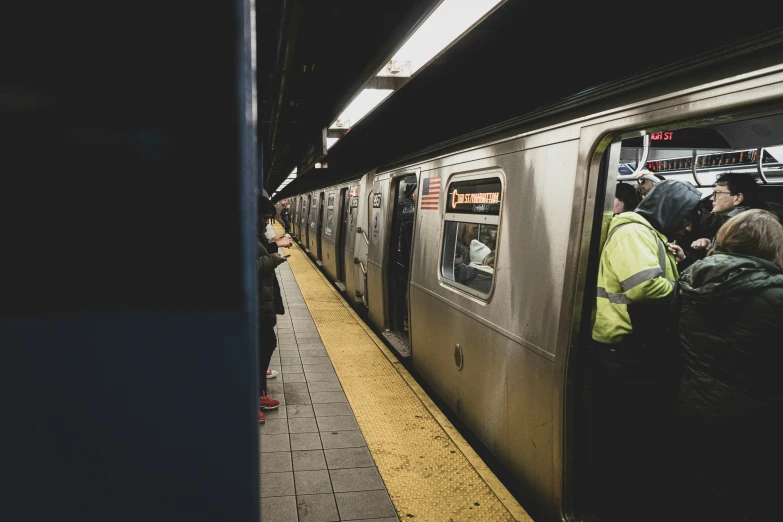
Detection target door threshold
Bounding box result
[382,330,411,358]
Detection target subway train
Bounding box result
[275,41,783,522]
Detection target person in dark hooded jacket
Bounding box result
[674,209,783,521]
[591,179,702,516]
[593,179,702,346]
[257,196,287,423]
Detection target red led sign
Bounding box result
[650,132,674,141]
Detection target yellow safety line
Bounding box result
[276,225,532,522]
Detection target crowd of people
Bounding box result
[596,171,783,520]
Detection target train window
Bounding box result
[325,193,335,235]
[440,175,502,298]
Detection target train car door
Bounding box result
[315,191,325,264]
[292,198,297,237]
[298,196,305,238]
[386,174,418,347]
[304,195,311,251]
[336,187,349,290]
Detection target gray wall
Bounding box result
[0,1,260,520]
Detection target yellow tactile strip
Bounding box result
[277,226,533,522]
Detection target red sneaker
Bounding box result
[266,370,278,379]
[258,410,266,423]
[259,392,280,411]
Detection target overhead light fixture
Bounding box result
[315,162,322,169]
[378,0,503,76]
[325,1,504,153]
[329,88,393,130]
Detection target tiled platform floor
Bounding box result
[260,260,399,522]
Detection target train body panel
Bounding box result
[278,62,783,521]
[366,174,392,331]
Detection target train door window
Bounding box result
[388,174,418,340]
[440,174,502,299]
[325,193,335,236]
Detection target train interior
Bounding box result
[574,110,783,522]
[387,175,418,345]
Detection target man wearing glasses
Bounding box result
[691,173,763,251]
[710,172,761,217]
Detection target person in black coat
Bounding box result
[673,209,783,521]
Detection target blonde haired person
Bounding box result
[675,209,783,521]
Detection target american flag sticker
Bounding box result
[420,174,441,210]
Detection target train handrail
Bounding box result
[691,150,701,186]
[631,134,650,176]
[757,147,769,184]
[356,226,369,245]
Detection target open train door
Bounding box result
[383,174,418,357]
[335,187,350,292]
[315,191,325,265]
[304,194,311,251]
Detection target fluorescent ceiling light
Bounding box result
[330,88,393,130]
[327,137,340,149]
[272,192,277,197]
[378,0,503,76]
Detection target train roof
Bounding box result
[274,28,783,201]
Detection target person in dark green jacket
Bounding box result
[674,209,783,521]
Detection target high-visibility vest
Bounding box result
[592,212,678,344]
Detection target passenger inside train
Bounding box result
[634,170,664,199]
[613,182,640,215]
[588,121,783,521]
[674,208,783,522]
[441,176,501,296]
[448,222,496,294]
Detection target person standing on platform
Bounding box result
[257,195,286,423]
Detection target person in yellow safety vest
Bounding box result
[592,179,702,345]
[590,179,702,518]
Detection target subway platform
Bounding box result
[260,224,533,522]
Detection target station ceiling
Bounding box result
[258,1,783,198]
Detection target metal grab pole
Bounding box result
[632,134,650,176]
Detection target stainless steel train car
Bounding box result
[276,41,783,521]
